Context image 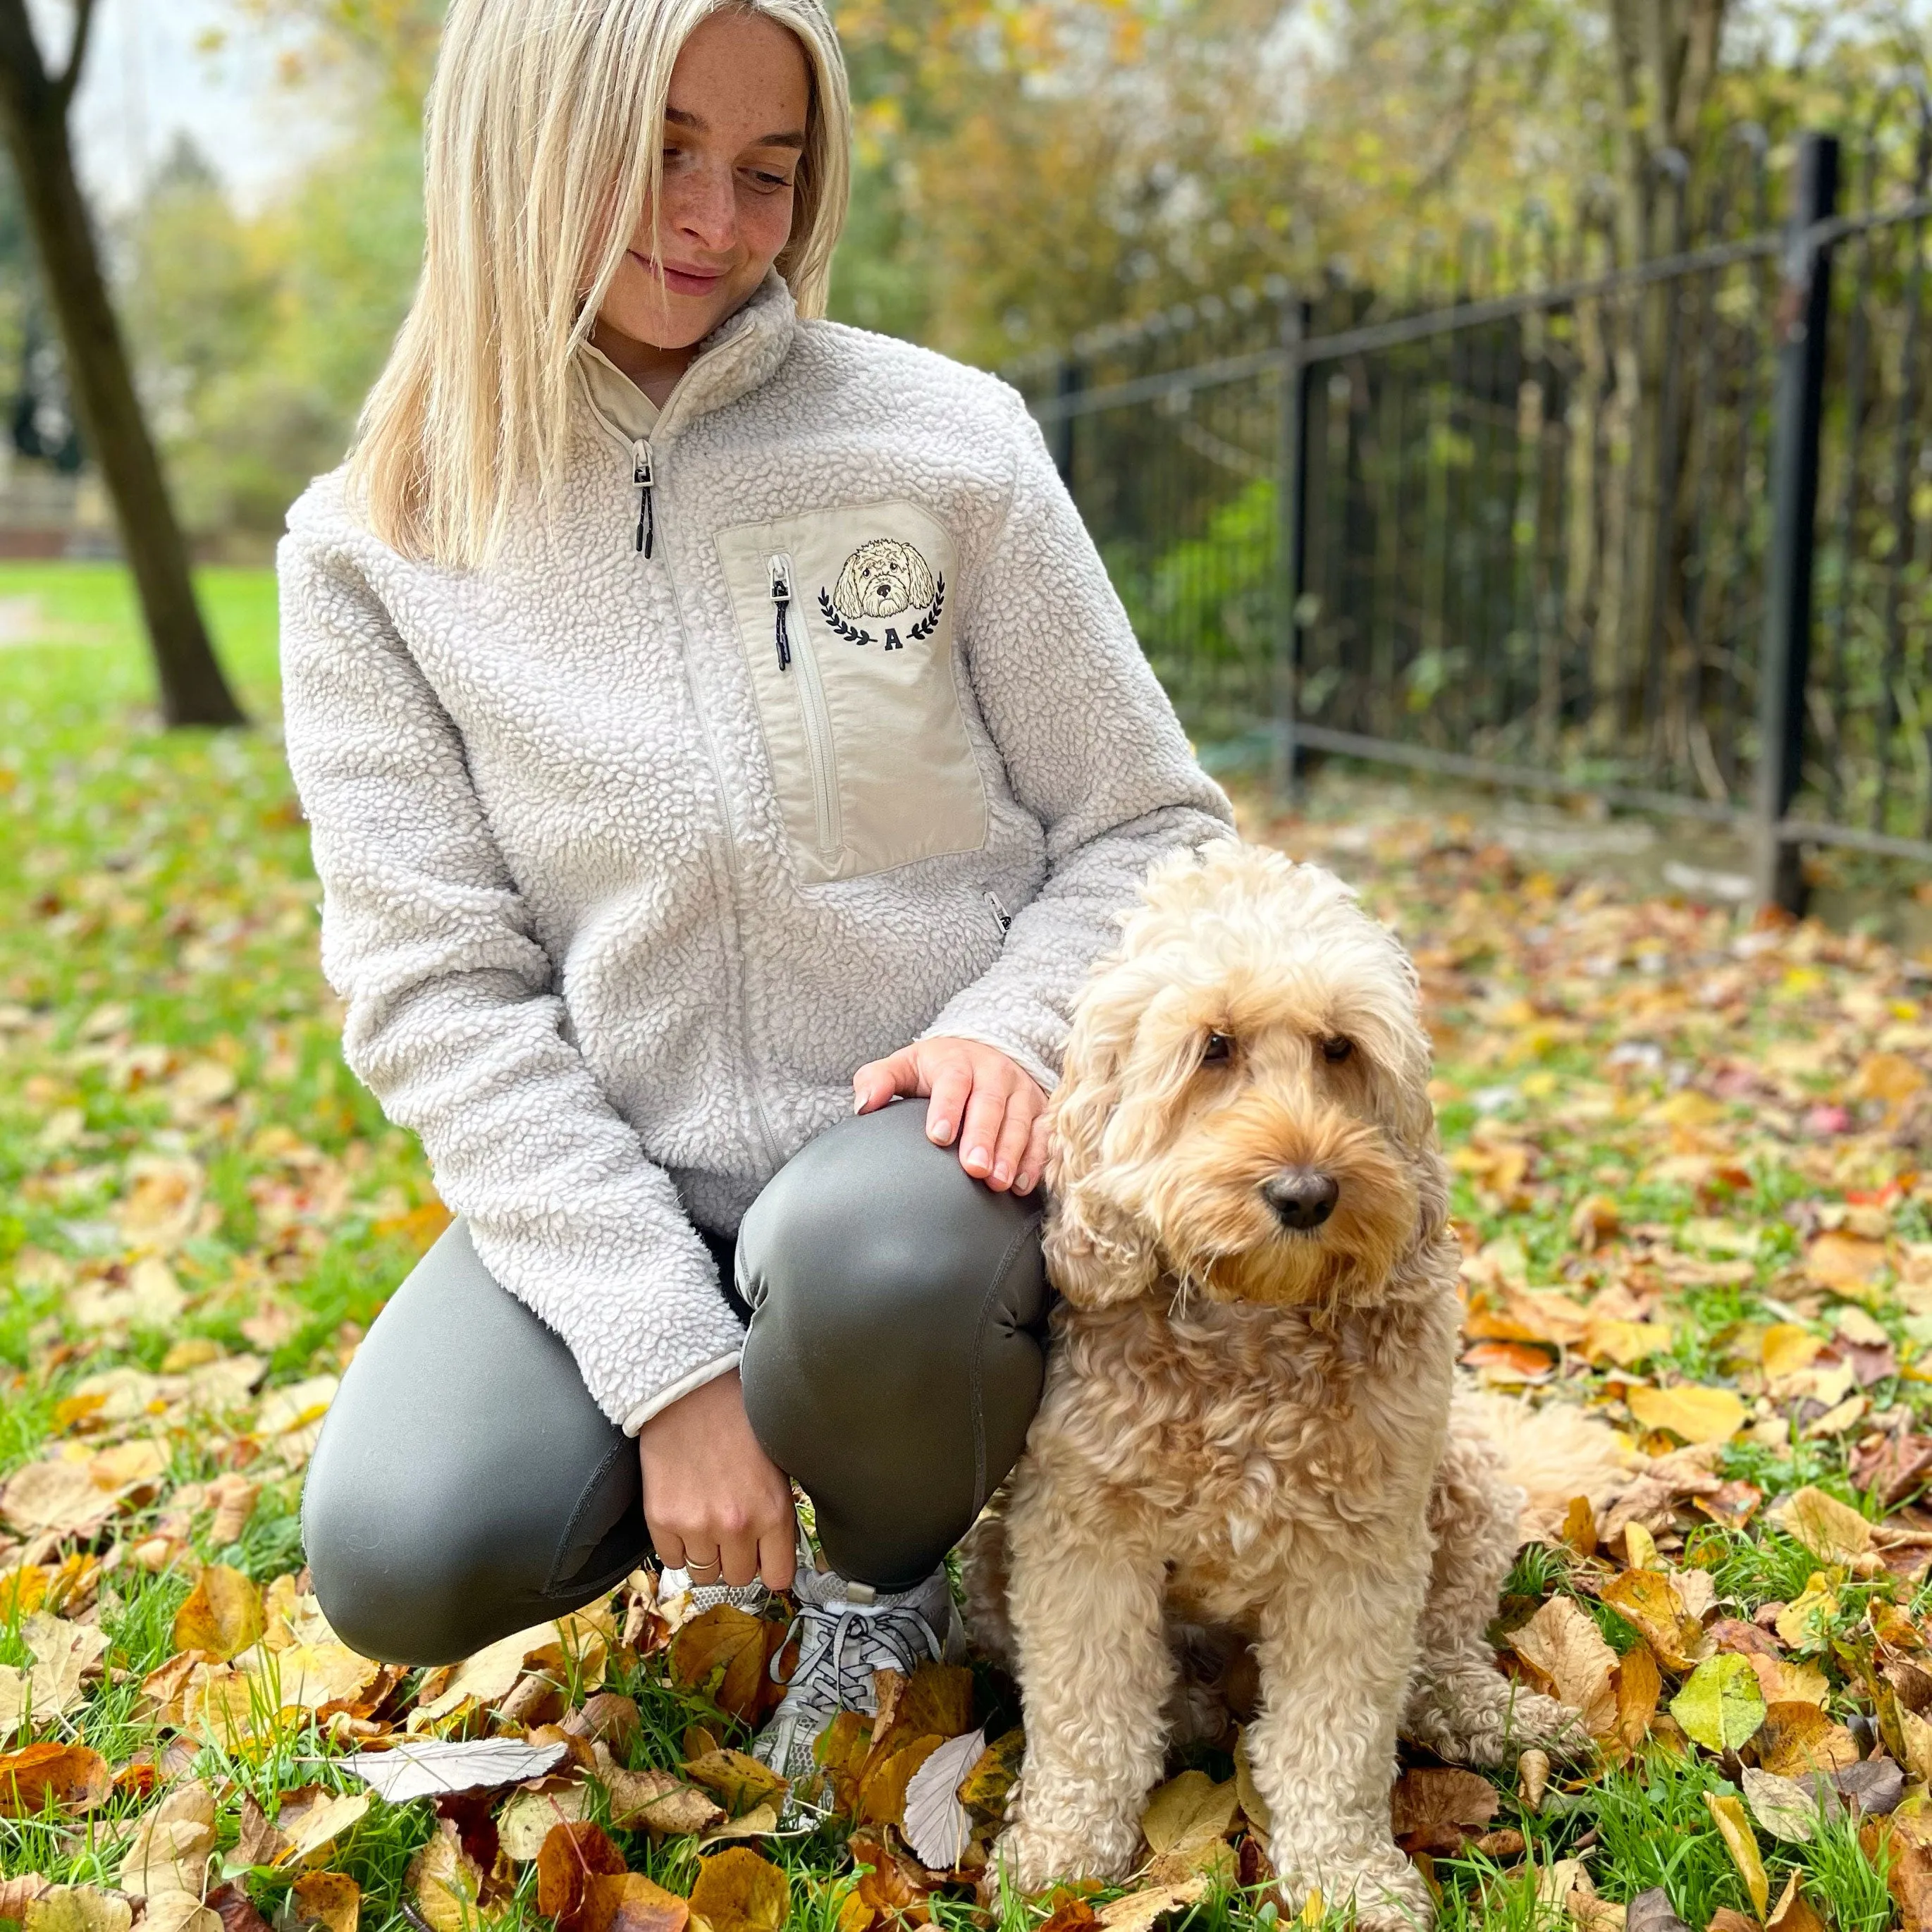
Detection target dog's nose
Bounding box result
[1262,1168,1339,1230]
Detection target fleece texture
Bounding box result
[277,266,1235,1434]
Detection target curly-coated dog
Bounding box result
[965,841,1582,1930]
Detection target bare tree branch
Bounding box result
[50,0,97,113]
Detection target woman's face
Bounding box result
[598,11,810,355]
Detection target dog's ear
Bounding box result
[1042,972,1163,1306]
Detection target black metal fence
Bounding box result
[1007,101,1932,906]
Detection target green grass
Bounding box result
[6,562,1932,1929]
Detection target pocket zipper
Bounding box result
[770,551,839,859]
[632,441,655,557]
[768,553,792,670]
[985,890,1012,936]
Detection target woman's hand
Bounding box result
[853,1037,1048,1195]
[637,1369,797,1591]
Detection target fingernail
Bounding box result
[966,1145,990,1172]
[993,1160,1013,1185]
[1016,1174,1035,1195]
[930,1118,951,1140]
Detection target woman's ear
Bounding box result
[1041,974,1162,1307]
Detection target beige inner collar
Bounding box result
[576,338,662,442]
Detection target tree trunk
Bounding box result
[0,0,243,727]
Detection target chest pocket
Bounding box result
[715,501,990,883]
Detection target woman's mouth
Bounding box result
[632,253,727,296]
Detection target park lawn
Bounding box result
[1,558,1931,1930]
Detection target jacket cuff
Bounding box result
[620,1350,745,1436]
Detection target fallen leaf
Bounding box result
[1604,1570,1706,1673]
[1389,1766,1499,1855]
[343,1735,570,1802]
[500,1783,597,1862]
[1835,1755,1905,1814]
[1507,1596,1618,1735]
[669,1608,787,1726]
[1615,1642,1663,1749]
[682,1749,788,1819]
[1808,1231,1888,1293]
[288,1873,359,1932]
[274,1788,370,1867]
[140,1898,221,1932]
[604,1764,725,1838]
[687,1845,790,1932]
[1742,1766,1834,1843]
[957,1726,1023,1819]
[536,1821,627,1932]
[1627,1385,1746,1446]
[1764,1871,1826,1932]
[584,1873,689,1932]
[1670,1654,1766,1754]
[1704,1790,1768,1918]
[900,1726,985,1871]
[1772,1487,1874,1565]
[1517,1749,1549,1811]
[875,1664,976,1752]
[1623,1895,1689,1932]
[1755,1702,1861,1778]
[23,1891,134,1932]
[118,1782,216,1895]
[407,1817,486,1932]
[0,1742,112,1816]
[696,1803,782,1848]
[1093,1880,1210,1932]
[856,1733,944,1827]
[1774,1574,1841,1652]
[1764,1324,1824,1382]
[1140,1769,1240,1857]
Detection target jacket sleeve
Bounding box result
[277,509,749,1434]
[917,386,1237,1091]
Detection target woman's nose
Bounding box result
[663,163,738,252]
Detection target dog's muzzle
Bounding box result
[1262,1167,1339,1231]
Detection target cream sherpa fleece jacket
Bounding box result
[277,266,1234,1434]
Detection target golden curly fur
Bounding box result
[964,841,1582,1930]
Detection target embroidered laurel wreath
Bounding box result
[817,574,945,647]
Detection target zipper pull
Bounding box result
[768,553,793,672]
[632,440,655,557]
[985,889,1012,936]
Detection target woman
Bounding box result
[282,0,1233,1785]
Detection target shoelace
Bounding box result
[770,1599,945,1718]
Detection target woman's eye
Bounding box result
[747,171,793,190]
[1322,1036,1354,1063]
[1202,1031,1233,1064]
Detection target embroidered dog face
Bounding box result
[831,538,936,620]
[1045,841,1445,1310]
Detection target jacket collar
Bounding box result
[575,264,798,455]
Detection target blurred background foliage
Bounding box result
[8,0,1931,557]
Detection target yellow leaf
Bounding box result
[1772,1487,1872,1564]
[172,1566,264,1664]
[1762,1324,1823,1382]
[1602,1570,1705,1674]
[687,1846,789,1932]
[1754,1702,1863,1779]
[406,1821,482,1932]
[289,1874,358,1932]
[1140,1771,1238,1857]
[1807,1232,1889,1293]
[1506,1597,1618,1737]
[1669,1655,1766,1754]
[1627,1385,1746,1446]
[1774,1574,1841,1652]
[1583,1318,1673,1367]
[1703,1792,1768,1917]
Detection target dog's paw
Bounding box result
[1276,1847,1432,1932]
[1403,1668,1589,1768]
[992,1814,1140,1899]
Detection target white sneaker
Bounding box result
[656,1563,773,1618]
[751,1563,965,1793]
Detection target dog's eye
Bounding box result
[1322,1036,1354,1063]
[1202,1031,1233,1064]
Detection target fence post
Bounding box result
[1052,355,1082,485]
[1271,298,1313,799]
[1754,130,1840,912]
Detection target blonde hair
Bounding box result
[349,0,851,567]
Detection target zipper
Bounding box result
[768,553,792,670]
[985,889,1012,937]
[632,441,655,557]
[770,550,841,861]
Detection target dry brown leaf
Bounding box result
[407,1817,486,1932]
[1601,1570,1706,1674]
[669,1608,787,1725]
[500,1783,597,1862]
[23,1890,134,1932]
[875,1663,976,1752]
[687,1845,791,1932]
[1508,1596,1618,1735]
[682,1749,787,1818]
[1755,1702,1862,1778]
[274,1788,370,1867]
[1764,1871,1826,1932]
[536,1821,627,1932]
[289,1873,359,1932]
[118,1782,217,1896]
[1093,1878,1211,1932]
[1772,1487,1875,1567]
[1615,1642,1663,1749]
[1389,1766,1499,1855]
[1808,1231,1889,1293]
[585,1873,690,1932]
[0,1742,112,1816]
[604,1765,725,1838]
[856,1733,943,1827]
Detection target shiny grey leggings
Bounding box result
[299,1100,1048,1666]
